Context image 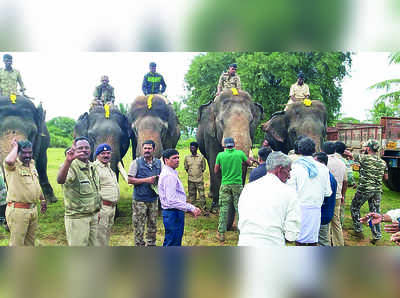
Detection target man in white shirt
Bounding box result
[287,137,332,246]
[238,151,301,246]
[323,141,347,246]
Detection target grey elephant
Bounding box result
[196,90,264,208]
[128,95,180,158]
[74,105,134,178]
[0,96,57,202]
[262,100,327,154]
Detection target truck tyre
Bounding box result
[385,168,400,192]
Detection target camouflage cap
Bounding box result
[101,75,109,81]
[363,139,380,151]
[3,54,12,60]
[149,62,157,67]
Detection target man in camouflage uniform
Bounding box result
[92,75,115,107]
[214,137,256,242]
[350,139,388,244]
[93,144,119,246]
[216,63,241,96]
[184,142,207,209]
[0,169,7,230]
[0,54,26,97]
[128,140,162,246]
[4,139,47,246]
[57,137,101,246]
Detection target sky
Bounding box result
[2,51,399,122]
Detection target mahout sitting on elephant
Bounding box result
[0,95,57,202]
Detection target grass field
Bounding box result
[0,147,399,246]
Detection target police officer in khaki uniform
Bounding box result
[93,143,119,246]
[57,137,101,246]
[4,138,47,246]
[216,63,241,96]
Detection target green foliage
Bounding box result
[182,52,351,143]
[369,98,400,124]
[368,52,400,123]
[176,137,197,149]
[336,117,361,124]
[47,117,76,148]
[118,103,129,115]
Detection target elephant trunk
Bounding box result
[223,115,252,157]
[93,135,120,174]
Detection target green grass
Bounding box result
[0,148,399,246]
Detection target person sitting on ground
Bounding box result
[216,63,241,97]
[249,147,272,182]
[238,151,301,246]
[0,54,26,97]
[285,72,310,110]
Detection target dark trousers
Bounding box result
[162,209,185,247]
[0,204,6,223]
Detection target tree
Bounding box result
[183,52,352,143]
[47,117,76,148]
[368,52,400,123]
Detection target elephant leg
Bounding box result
[36,152,57,203]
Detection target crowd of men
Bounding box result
[0,53,397,247]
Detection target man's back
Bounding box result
[288,156,332,207]
[327,154,347,199]
[238,173,300,246]
[357,154,387,193]
[216,148,247,185]
[249,163,266,182]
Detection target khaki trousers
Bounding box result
[97,205,116,246]
[329,199,344,246]
[6,205,38,246]
[65,212,99,246]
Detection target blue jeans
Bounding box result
[162,209,185,246]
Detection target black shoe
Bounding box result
[370,238,381,245]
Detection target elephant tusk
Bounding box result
[117,162,130,184]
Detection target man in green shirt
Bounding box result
[57,137,101,246]
[0,54,26,97]
[214,137,256,242]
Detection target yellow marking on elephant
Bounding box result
[231,88,239,96]
[147,95,154,109]
[10,94,17,104]
[303,99,312,106]
[104,103,110,118]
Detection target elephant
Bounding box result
[128,95,180,158]
[0,95,57,202]
[74,105,134,179]
[196,89,264,208]
[262,100,327,154]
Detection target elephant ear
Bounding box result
[262,113,288,151]
[74,112,89,138]
[198,101,216,138]
[249,102,264,141]
[167,104,179,138]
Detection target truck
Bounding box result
[327,117,400,192]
